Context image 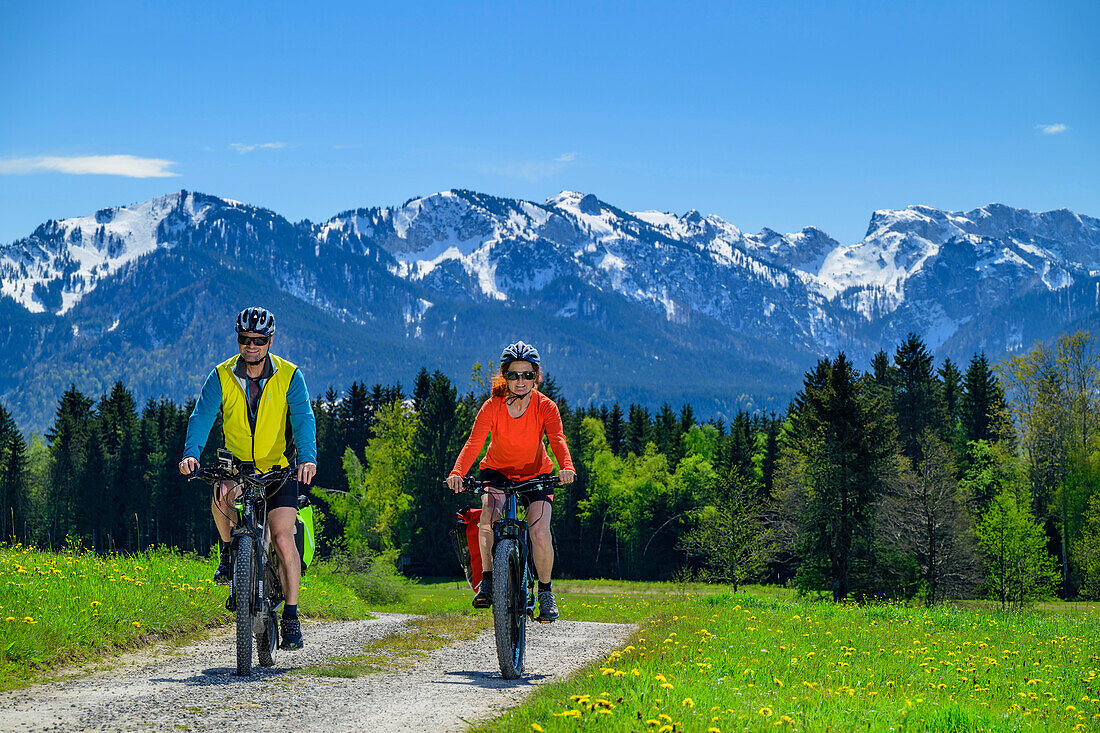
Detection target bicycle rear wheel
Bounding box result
[491,538,526,679]
[233,534,256,676]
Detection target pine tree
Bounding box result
[339,381,373,458]
[45,386,96,547]
[787,354,894,601]
[625,404,651,456]
[939,358,962,430]
[607,404,625,456]
[893,333,948,462]
[405,371,467,575]
[0,405,28,541]
[95,383,141,549]
[959,353,1011,445]
[653,403,682,465]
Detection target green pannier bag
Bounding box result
[295,504,316,575]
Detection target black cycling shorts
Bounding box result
[479,468,554,504]
[265,475,301,511]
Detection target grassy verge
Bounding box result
[299,613,493,677]
[474,589,1100,732]
[0,543,375,691]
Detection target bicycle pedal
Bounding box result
[225,594,236,612]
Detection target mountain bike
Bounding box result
[189,449,294,676]
[459,474,560,679]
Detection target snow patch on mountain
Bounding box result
[0,192,222,314]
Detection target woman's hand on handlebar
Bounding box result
[559,469,576,484]
[446,474,465,493]
[179,456,200,475]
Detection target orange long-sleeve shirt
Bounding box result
[450,391,575,480]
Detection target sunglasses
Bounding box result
[504,370,537,381]
[237,335,271,346]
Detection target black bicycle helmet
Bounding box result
[500,341,541,370]
[236,306,276,335]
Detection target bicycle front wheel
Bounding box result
[233,534,256,676]
[492,538,526,679]
[257,555,281,667]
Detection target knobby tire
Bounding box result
[257,558,280,667]
[492,538,526,679]
[234,534,256,676]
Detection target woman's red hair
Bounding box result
[491,369,542,399]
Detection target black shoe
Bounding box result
[538,590,559,622]
[214,555,233,585]
[225,593,236,612]
[280,617,303,650]
[472,578,492,609]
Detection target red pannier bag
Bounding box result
[449,507,483,591]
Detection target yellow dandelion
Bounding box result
[132,621,141,628]
[655,674,667,682]
[23,616,35,624]
[661,683,674,690]
[682,698,694,707]
[646,720,660,727]
[4,617,14,622]
[531,725,543,732]
[759,707,774,717]
[659,726,673,733]
[659,714,672,722]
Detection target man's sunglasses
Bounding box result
[237,335,271,346]
[504,370,537,381]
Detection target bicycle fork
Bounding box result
[492,515,537,619]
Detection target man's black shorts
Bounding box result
[479,468,554,504]
[264,475,300,511]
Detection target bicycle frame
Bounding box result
[189,452,291,674]
[231,485,283,632]
[491,493,537,620]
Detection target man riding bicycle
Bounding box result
[446,341,575,621]
[178,306,317,650]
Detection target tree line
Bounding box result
[3,331,1100,606]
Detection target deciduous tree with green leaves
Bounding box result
[975,489,1059,609]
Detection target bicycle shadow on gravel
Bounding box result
[148,667,296,686]
[437,670,550,688]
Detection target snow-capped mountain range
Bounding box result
[2,189,1098,430]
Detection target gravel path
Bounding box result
[0,614,634,732]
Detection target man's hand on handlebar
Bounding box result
[446,474,464,494]
[179,456,200,476]
[297,462,316,485]
[559,469,576,485]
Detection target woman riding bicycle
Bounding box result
[446,341,575,621]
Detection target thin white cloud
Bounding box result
[230,142,290,154]
[0,154,179,178]
[1037,123,1068,135]
[482,152,580,181]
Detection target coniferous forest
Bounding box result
[5,331,1100,606]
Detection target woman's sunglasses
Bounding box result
[504,370,537,381]
[237,335,271,346]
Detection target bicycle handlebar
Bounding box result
[446,474,561,495]
[187,464,295,489]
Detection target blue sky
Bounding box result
[1,0,1096,245]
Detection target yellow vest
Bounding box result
[216,353,298,471]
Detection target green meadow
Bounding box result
[4,545,1100,731]
[475,591,1100,732]
[0,543,373,690]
